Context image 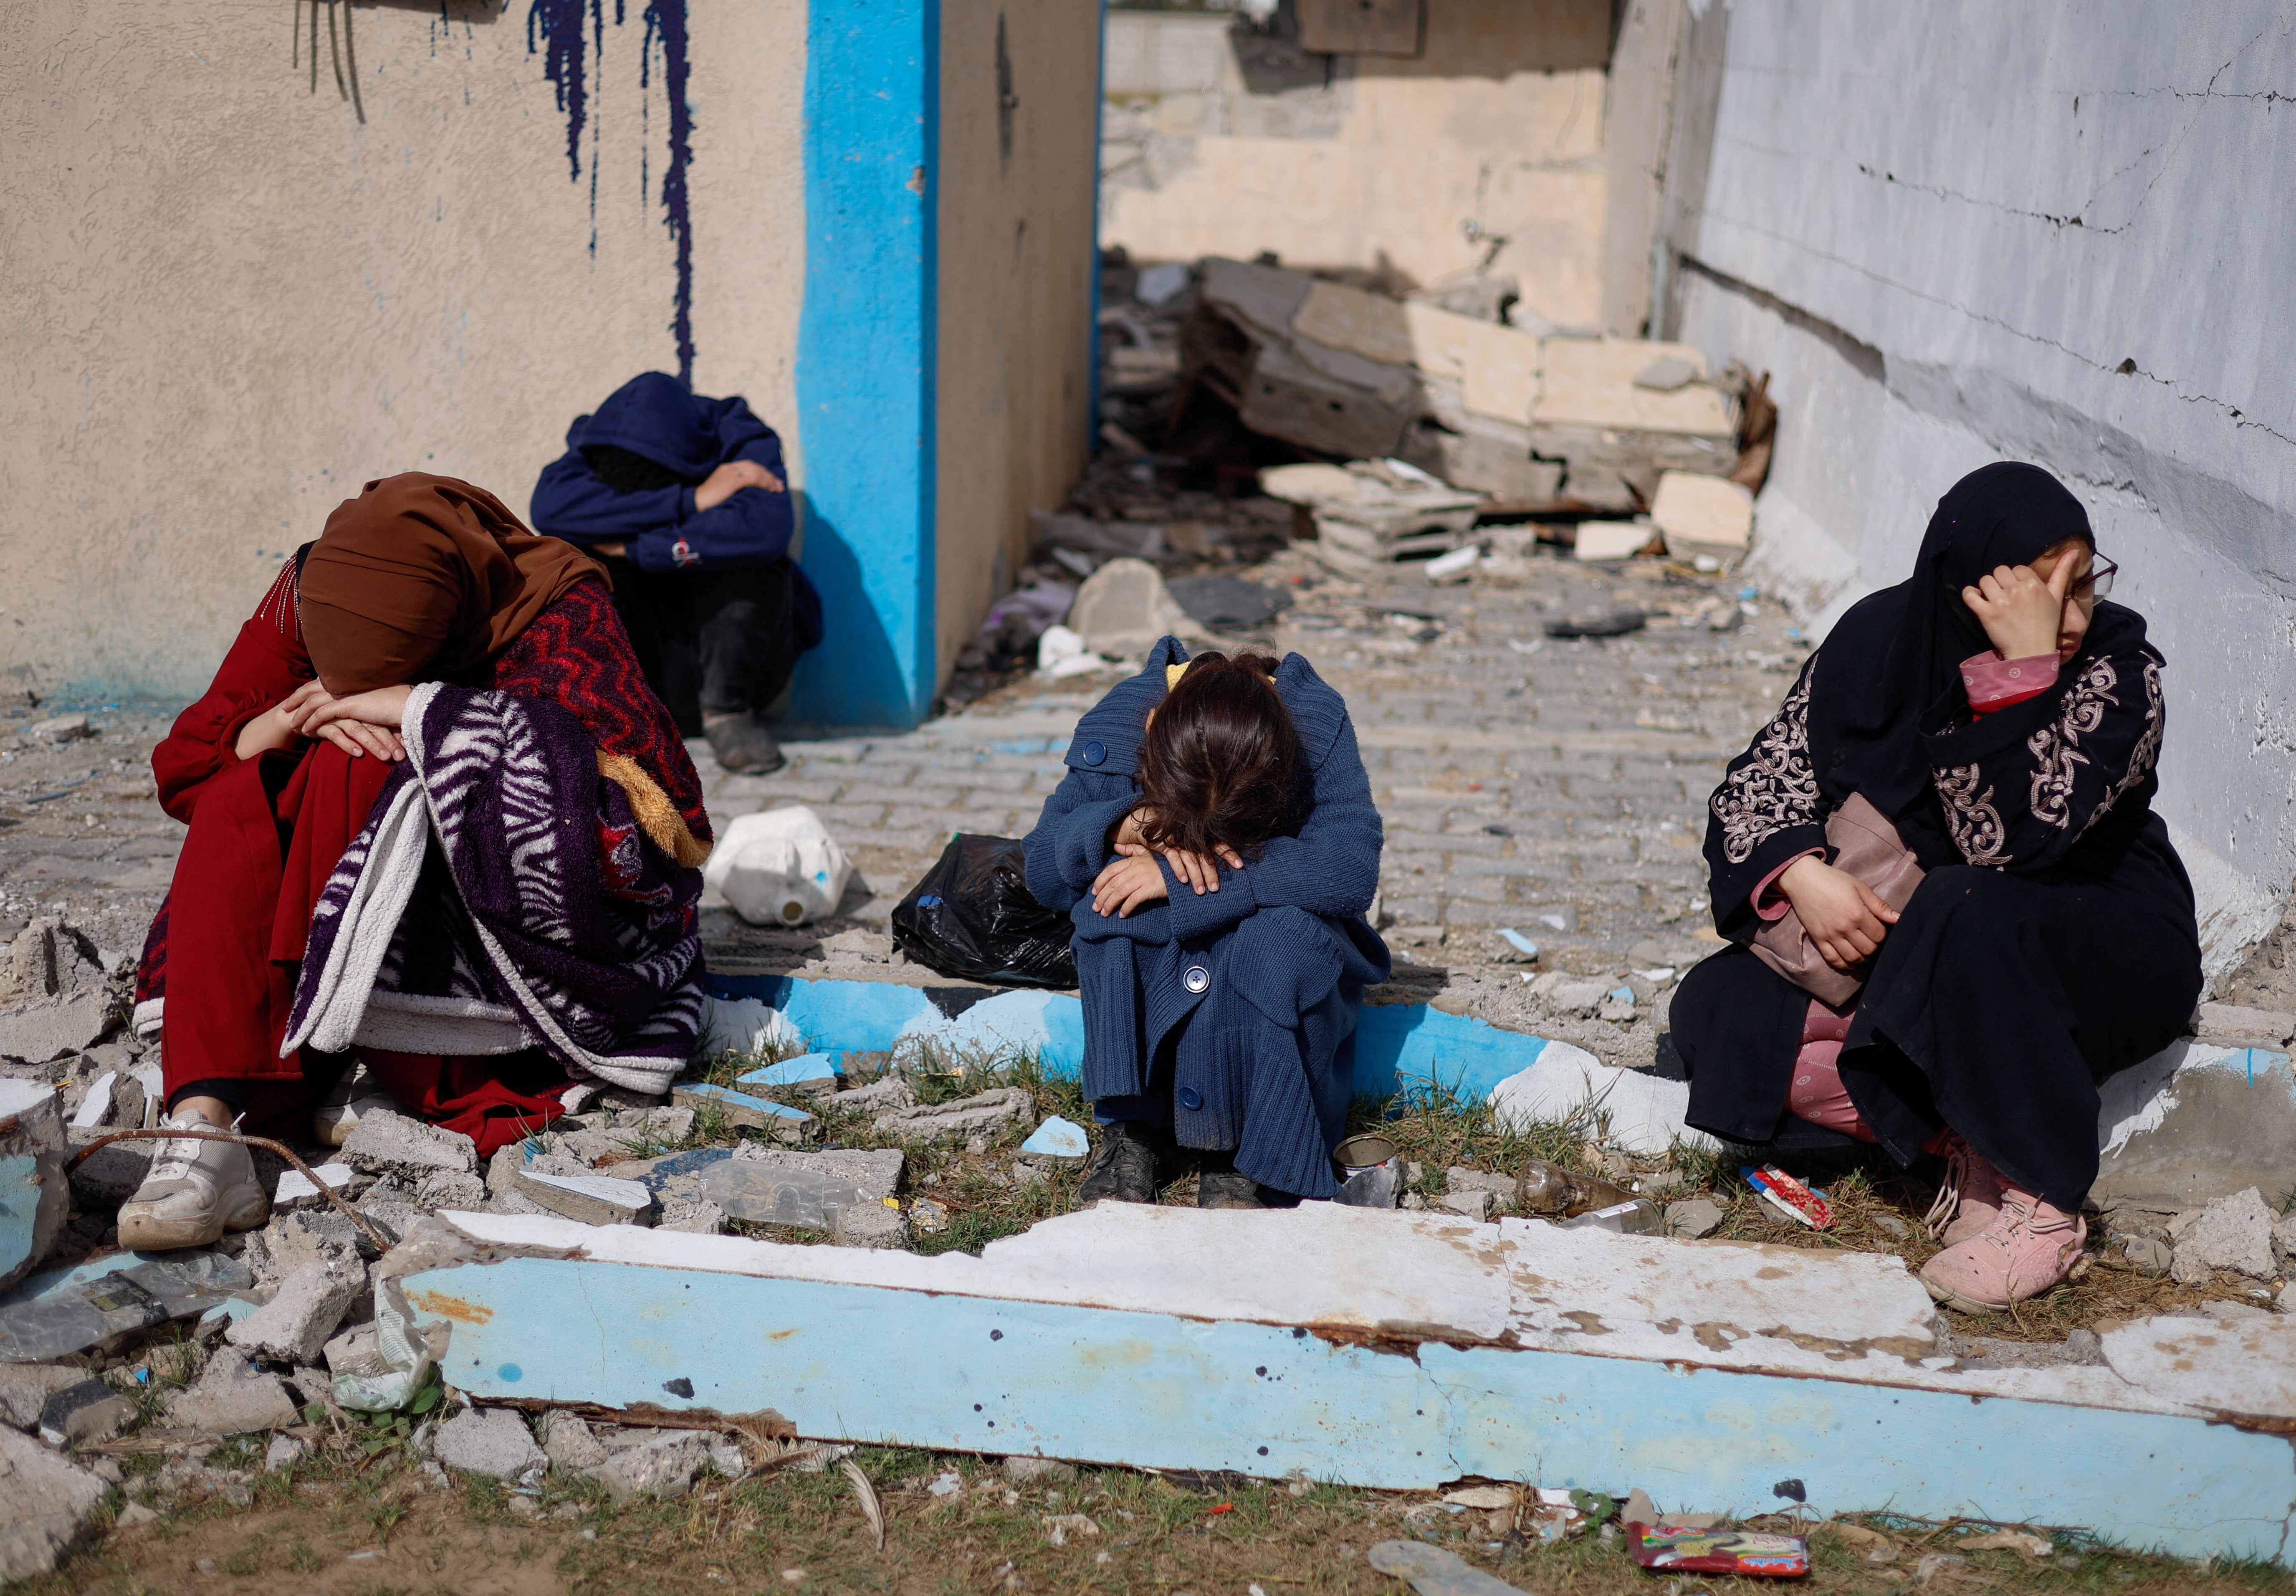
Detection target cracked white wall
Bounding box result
[1664,1,2296,978]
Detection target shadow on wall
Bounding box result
[1228,0,1611,87]
[783,492,912,730]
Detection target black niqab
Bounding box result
[1810,462,2096,858]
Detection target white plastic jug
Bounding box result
[704,805,855,926]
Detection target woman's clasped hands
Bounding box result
[1777,853,1900,971]
[1090,807,1244,918]
[234,680,415,763]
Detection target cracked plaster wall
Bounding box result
[0,1,806,703]
[1666,1,2296,979]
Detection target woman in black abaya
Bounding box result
[1668,462,2200,1312]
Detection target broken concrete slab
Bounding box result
[2094,1042,2296,1212]
[672,1083,821,1143]
[226,1258,367,1363]
[433,1406,545,1483]
[341,1111,477,1179]
[2193,1002,2296,1047]
[515,1169,655,1227]
[37,1376,135,1447]
[1018,1117,1088,1164]
[0,991,112,1066]
[165,1355,298,1435]
[1651,470,1755,562]
[734,1052,843,1099]
[873,1087,1033,1143]
[1068,558,1210,660]
[272,1161,356,1212]
[0,1363,85,1430]
[2170,1186,2278,1284]
[1437,1189,1494,1222]
[0,1424,109,1581]
[2101,1315,2296,1425]
[0,1080,69,1292]
[832,1202,911,1249]
[541,1411,609,1473]
[1666,1198,1725,1239]
[403,1202,2296,1562]
[1369,1538,1531,1596]
[704,1159,889,1231]
[595,1429,710,1502]
[0,1249,253,1361]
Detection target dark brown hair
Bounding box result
[1136,652,1304,857]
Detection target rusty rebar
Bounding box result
[66,1128,394,1255]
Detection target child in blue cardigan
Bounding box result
[1023,639,1388,1207]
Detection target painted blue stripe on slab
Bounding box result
[706,975,1553,1103]
[788,0,940,728]
[413,1257,2296,1562]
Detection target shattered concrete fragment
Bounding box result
[1368,1538,1532,1596]
[873,1087,1032,1143]
[0,1363,85,1431]
[672,1083,822,1143]
[0,992,112,1065]
[2171,1186,2278,1283]
[832,1201,912,1249]
[1666,1198,1725,1239]
[1438,1189,1494,1222]
[272,1161,355,1212]
[25,716,92,744]
[2107,1233,2171,1276]
[0,1425,109,1582]
[37,1377,135,1446]
[415,1170,488,1210]
[1004,1454,1077,1483]
[165,1356,299,1435]
[1069,558,1208,660]
[227,1259,367,1363]
[264,1433,306,1472]
[2191,1003,2296,1047]
[1044,1513,1100,1546]
[822,1074,916,1114]
[515,1169,655,1227]
[0,1080,69,1291]
[596,1429,710,1502]
[322,1325,385,1382]
[541,1411,609,1473]
[341,1112,477,1179]
[433,1407,545,1482]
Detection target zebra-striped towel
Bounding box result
[284,681,703,1095]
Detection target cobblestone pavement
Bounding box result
[0,541,1810,1070]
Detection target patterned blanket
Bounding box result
[284,682,703,1095]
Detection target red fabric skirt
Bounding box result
[157,742,568,1157]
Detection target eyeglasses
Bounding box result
[2073,557,2118,604]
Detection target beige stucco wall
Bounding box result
[936,2,1102,685]
[1102,1,1614,329]
[0,0,806,702]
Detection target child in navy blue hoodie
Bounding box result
[1023,640,1388,1207]
[531,372,822,772]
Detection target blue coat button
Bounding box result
[1176,1085,1204,1111]
[1081,740,1105,766]
[1183,964,1209,994]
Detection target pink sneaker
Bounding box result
[1922,1134,2005,1246]
[1919,1186,2087,1313]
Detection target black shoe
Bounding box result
[704,713,785,774]
[1194,1151,1265,1210]
[1077,1120,1165,1205]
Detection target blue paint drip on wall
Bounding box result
[525,0,695,384]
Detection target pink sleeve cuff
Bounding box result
[1751,847,1825,919]
[1960,651,2058,715]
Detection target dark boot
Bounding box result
[1076,1119,1166,1205]
[704,712,785,774]
[1194,1151,1265,1210]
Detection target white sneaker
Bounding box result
[313,1067,399,1148]
[116,1111,271,1252]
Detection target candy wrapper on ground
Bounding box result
[1743,1163,1833,1229]
[1626,1522,1811,1578]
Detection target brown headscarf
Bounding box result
[299,473,607,694]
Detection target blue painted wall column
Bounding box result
[789,0,941,729]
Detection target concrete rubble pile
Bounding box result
[1185,254,1747,512]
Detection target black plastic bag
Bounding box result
[890,835,1077,989]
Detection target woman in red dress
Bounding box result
[120,474,711,1249]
